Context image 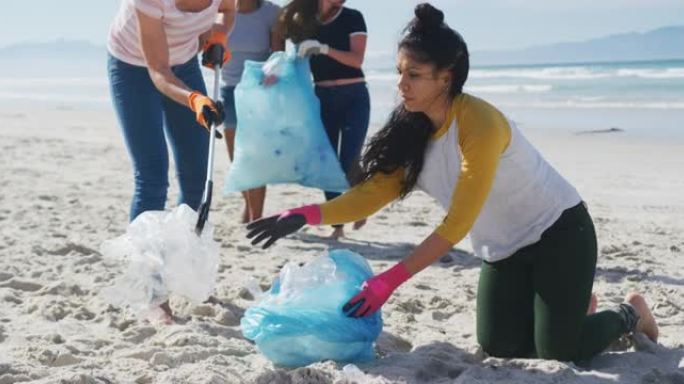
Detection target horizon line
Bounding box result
[0,23,682,52]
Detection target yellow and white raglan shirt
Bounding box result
[319,93,581,262]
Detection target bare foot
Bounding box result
[146,302,174,325]
[352,218,367,230]
[329,226,344,239]
[625,292,659,342]
[587,293,598,315]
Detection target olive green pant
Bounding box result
[476,203,628,362]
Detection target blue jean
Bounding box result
[108,54,209,221]
[314,82,370,202]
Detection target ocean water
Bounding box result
[366,59,684,125]
[1,57,682,137]
[0,57,109,107]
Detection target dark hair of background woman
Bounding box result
[276,0,320,43]
[357,3,470,198]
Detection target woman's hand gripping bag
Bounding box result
[241,249,383,367]
[225,52,349,193]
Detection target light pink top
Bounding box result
[108,0,222,67]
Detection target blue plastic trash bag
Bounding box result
[224,51,349,193]
[241,249,383,367]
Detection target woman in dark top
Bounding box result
[277,0,370,239]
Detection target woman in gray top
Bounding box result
[221,0,284,223]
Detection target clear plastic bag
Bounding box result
[224,51,349,193]
[241,249,382,367]
[100,205,219,316]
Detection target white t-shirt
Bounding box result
[417,109,581,262]
[221,1,280,86]
[108,0,222,67]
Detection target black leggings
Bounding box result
[476,203,629,362]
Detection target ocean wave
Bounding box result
[466,84,553,94]
[468,66,684,81]
[616,68,684,79]
[367,68,612,81]
[497,100,684,110]
[368,66,684,82]
[0,77,107,86]
[0,92,109,103]
[366,77,554,94]
[469,67,611,80]
[367,90,684,111]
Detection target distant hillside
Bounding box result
[2,26,684,67]
[472,26,684,66]
[364,26,684,69]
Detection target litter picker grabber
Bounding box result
[195,44,225,236]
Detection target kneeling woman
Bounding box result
[246,3,658,361]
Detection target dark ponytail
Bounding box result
[357,107,434,198]
[357,3,469,198]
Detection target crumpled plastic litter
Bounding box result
[100,204,219,316]
[342,364,368,382]
[224,51,349,194]
[241,249,382,367]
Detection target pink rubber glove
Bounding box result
[342,262,412,318]
[280,204,321,225]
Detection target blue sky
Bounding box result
[1,0,683,53]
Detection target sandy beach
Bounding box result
[0,102,683,383]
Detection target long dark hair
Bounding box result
[357,3,470,198]
[275,0,319,44]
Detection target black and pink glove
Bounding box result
[246,205,321,249]
[342,263,412,318]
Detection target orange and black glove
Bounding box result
[201,28,231,69]
[188,91,224,131]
